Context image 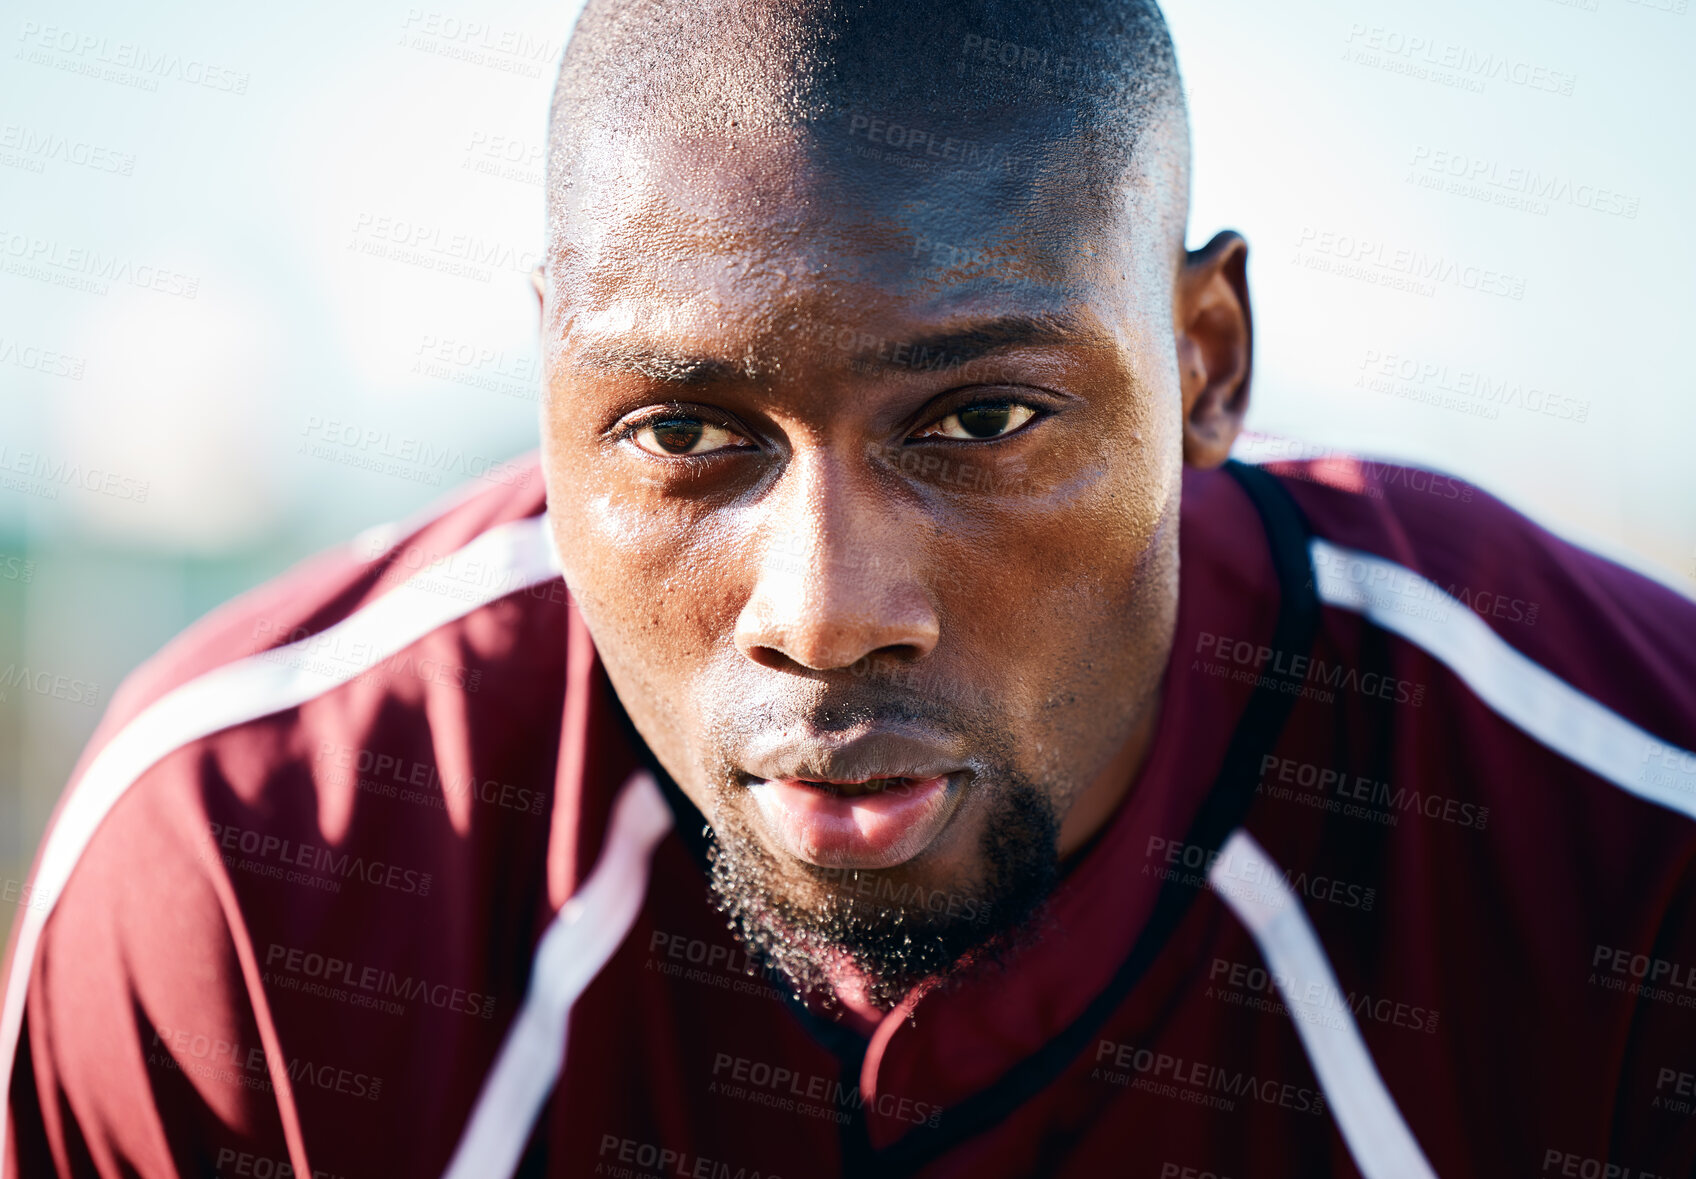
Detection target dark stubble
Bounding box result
[705,768,1063,1013]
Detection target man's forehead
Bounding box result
[551,124,1128,308]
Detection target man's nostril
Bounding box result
[741,644,802,674]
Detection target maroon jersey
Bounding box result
[5,449,1696,1179]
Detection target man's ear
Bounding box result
[531,264,547,316]
[1174,230,1252,469]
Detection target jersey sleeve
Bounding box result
[5,754,302,1179]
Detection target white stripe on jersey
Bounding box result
[440,771,672,1179]
[1210,829,1440,1179]
[1310,538,1696,820]
[0,512,563,1178]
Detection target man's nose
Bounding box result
[733,453,940,673]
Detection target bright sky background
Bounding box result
[3,0,1692,574]
[1,0,1693,884]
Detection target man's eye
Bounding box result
[630,417,748,456]
[912,403,1037,441]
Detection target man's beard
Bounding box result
[705,772,1062,1013]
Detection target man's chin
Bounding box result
[705,777,1062,1012]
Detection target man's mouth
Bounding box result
[745,773,966,870]
[790,776,927,797]
[735,726,973,870]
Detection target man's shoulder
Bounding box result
[1231,436,1696,824]
[1206,445,1696,1166]
[1246,439,1693,688]
[28,453,566,922]
[4,457,571,1179]
[88,453,557,760]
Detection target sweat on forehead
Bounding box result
[543,0,1191,272]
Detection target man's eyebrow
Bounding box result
[567,340,752,385]
[567,312,1105,384]
[858,312,1105,373]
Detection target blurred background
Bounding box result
[2,0,1692,946]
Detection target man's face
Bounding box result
[540,121,1189,1005]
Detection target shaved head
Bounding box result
[544,0,1191,300]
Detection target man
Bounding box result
[6,0,1696,1175]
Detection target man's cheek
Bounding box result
[555,493,710,611]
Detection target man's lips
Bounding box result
[735,724,973,869]
[737,725,968,787]
[746,774,964,870]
